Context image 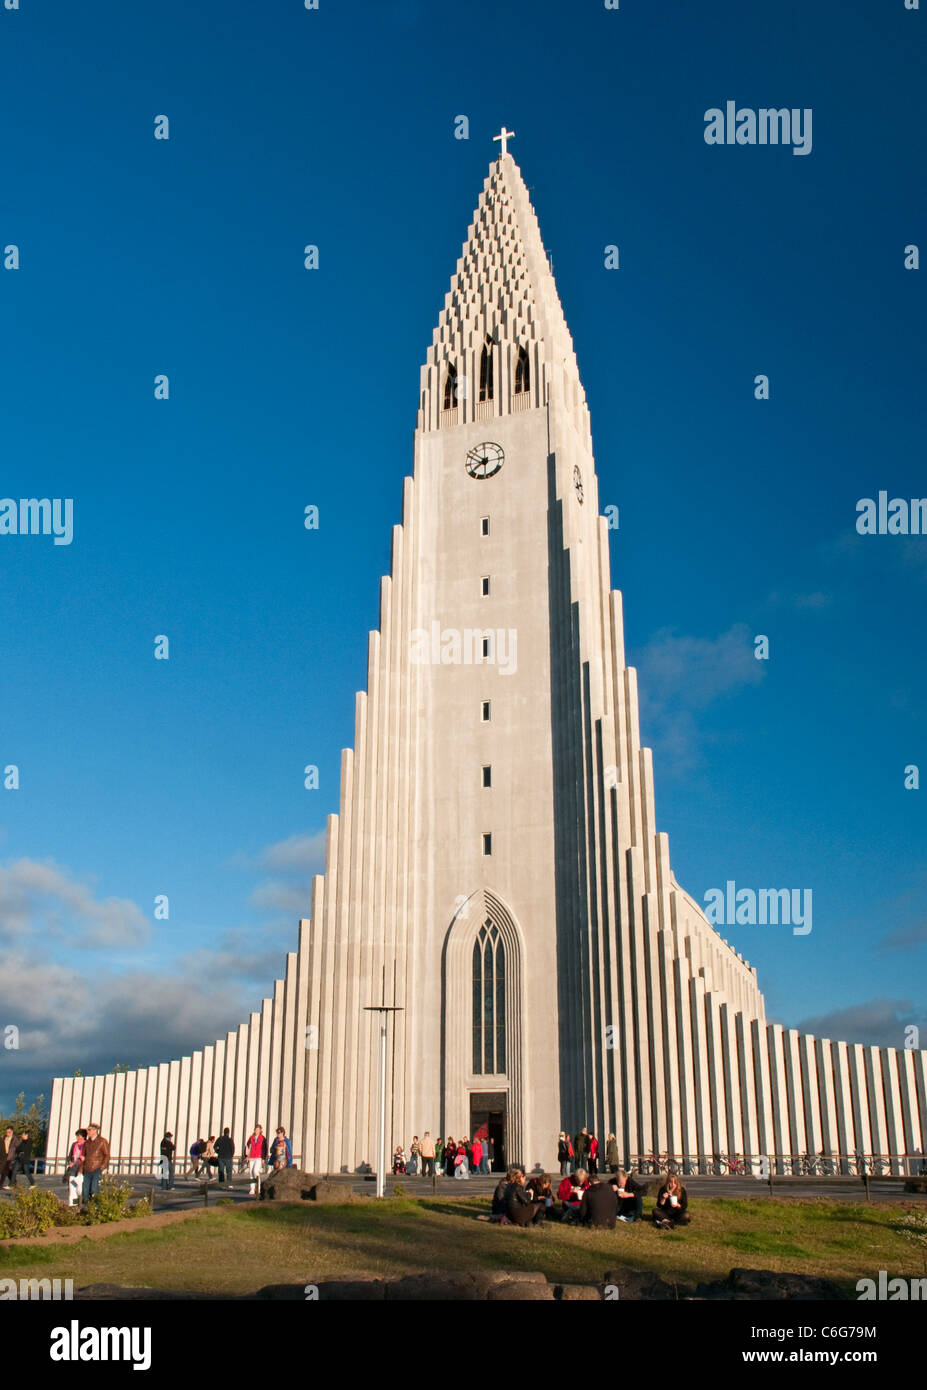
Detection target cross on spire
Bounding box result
[493,126,515,157]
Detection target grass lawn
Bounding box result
[0,1196,922,1296]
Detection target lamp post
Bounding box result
[363,1003,403,1198]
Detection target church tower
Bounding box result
[46,138,927,1178]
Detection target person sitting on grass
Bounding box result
[488,1166,520,1222]
[505,1169,546,1226]
[560,1167,589,1223]
[579,1173,618,1229]
[527,1172,554,1214]
[652,1173,690,1227]
[610,1168,644,1223]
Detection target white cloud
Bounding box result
[0,858,149,949]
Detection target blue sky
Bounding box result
[0,0,924,1110]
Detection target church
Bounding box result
[46,135,927,1176]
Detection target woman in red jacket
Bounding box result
[246,1125,267,1196]
[588,1133,600,1175]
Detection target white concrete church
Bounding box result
[48,136,927,1176]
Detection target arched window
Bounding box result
[479,342,494,402]
[514,345,530,395]
[472,919,506,1074]
[443,363,458,410]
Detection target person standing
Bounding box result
[605,1133,620,1174]
[480,1141,491,1175]
[216,1128,235,1186]
[454,1142,470,1179]
[269,1127,292,1170]
[159,1132,175,1190]
[420,1132,435,1177]
[66,1129,87,1207]
[470,1134,483,1176]
[1,1128,17,1190]
[557,1132,573,1176]
[203,1136,219,1179]
[573,1127,589,1168]
[407,1137,420,1176]
[444,1136,456,1177]
[11,1131,35,1188]
[81,1123,110,1203]
[588,1132,599,1175]
[486,1135,495,1172]
[245,1124,267,1196]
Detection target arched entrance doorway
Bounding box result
[441,889,525,1167]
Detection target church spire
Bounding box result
[418,136,590,440]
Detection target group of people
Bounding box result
[158,1124,294,1194]
[63,1124,111,1206]
[393,1132,495,1177]
[488,1165,691,1230]
[557,1128,622,1176]
[54,1122,294,1206]
[1,1127,36,1191]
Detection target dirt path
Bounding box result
[1,1207,218,1249]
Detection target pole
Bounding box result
[364,1002,403,1199]
[377,1015,387,1200]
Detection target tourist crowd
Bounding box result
[45,1121,690,1227]
[487,1166,690,1230]
[393,1132,493,1176]
[56,1121,296,1205]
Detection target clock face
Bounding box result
[573,465,584,503]
[466,442,504,479]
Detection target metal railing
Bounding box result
[626,1153,927,1178]
[37,1154,305,1178]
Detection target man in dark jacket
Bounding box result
[11,1131,36,1188]
[579,1175,618,1229]
[216,1128,235,1187]
[573,1127,589,1166]
[159,1132,175,1190]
